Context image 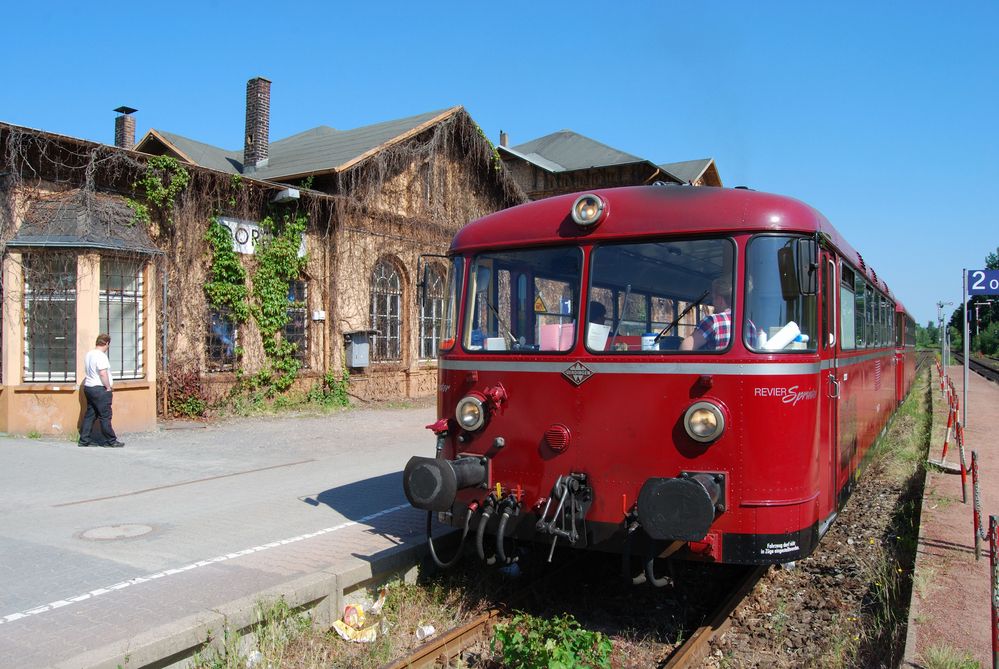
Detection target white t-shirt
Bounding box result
[84,349,113,388]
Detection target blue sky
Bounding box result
[4,2,996,325]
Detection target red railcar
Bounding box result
[404,185,908,572]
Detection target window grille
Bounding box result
[420,265,446,359]
[207,308,239,372]
[370,259,402,361]
[284,280,308,366]
[24,253,77,382]
[99,257,144,379]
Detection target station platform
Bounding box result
[0,405,442,668]
[904,363,998,668]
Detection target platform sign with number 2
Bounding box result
[968,269,999,295]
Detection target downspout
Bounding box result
[161,254,168,417]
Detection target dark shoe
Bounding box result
[77,441,94,447]
[102,440,125,448]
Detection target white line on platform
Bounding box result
[0,503,411,626]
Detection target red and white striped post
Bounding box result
[957,420,969,503]
[990,515,997,669]
[972,450,982,560]
[942,403,955,459]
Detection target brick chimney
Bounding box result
[114,106,137,150]
[499,130,508,148]
[243,77,271,172]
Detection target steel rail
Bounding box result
[954,353,999,385]
[384,563,766,668]
[381,604,504,669]
[661,565,768,669]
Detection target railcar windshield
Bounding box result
[586,238,735,353]
[744,235,818,352]
[439,256,463,352]
[463,247,582,353]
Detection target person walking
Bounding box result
[78,333,124,448]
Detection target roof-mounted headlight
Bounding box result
[456,394,486,432]
[684,401,725,443]
[570,193,605,227]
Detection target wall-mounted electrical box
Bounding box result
[344,330,379,368]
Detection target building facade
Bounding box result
[0,82,523,436]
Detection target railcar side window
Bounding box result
[745,235,818,352]
[587,239,734,353]
[854,274,866,348]
[464,248,581,353]
[866,284,875,347]
[840,265,856,350]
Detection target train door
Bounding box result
[818,252,839,527]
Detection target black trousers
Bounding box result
[81,385,117,445]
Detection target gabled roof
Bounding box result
[502,130,648,172]
[135,107,461,181]
[498,129,723,187]
[658,158,716,184]
[143,129,243,174]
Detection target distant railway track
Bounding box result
[385,564,767,668]
[953,353,999,385]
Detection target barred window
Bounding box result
[284,280,308,366]
[100,257,144,379]
[24,253,77,382]
[420,264,446,359]
[207,308,239,372]
[370,259,402,361]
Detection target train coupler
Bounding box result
[535,472,592,562]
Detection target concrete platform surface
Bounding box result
[904,364,998,668]
[0,403,438,668]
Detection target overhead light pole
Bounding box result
[937,300,953,373]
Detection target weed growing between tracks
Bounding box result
[712,370,931,668]
[187,560,515,668]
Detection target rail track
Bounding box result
[384,564,767,668]
[953,353,999,385]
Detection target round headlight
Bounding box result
[570,194,605,227]
[684,401,725,443]
[455,395,486,431]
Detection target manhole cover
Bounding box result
[80,524,154,541]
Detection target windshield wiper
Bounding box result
[654,289,710,344]
[608,284,633,350]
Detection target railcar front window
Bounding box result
[745,235,818,352]
[464,248,581,353]
[587,239,735,353]
[439,256,463,352]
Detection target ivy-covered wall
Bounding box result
[0,110,523,419]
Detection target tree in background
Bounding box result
[916,320,939,347]
[986,246,999,270]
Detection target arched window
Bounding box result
[370,258,402,361]
[420,264,446,359]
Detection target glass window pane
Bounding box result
[24,253,77,382]
[370,260,402,362]
[744,236,818,352]
[589,240,734,353]
[100,256,144,379]
[464,248,582,353]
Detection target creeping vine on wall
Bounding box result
[250,211,308,393]
[126,155,190,227]
[204,217,250,323]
